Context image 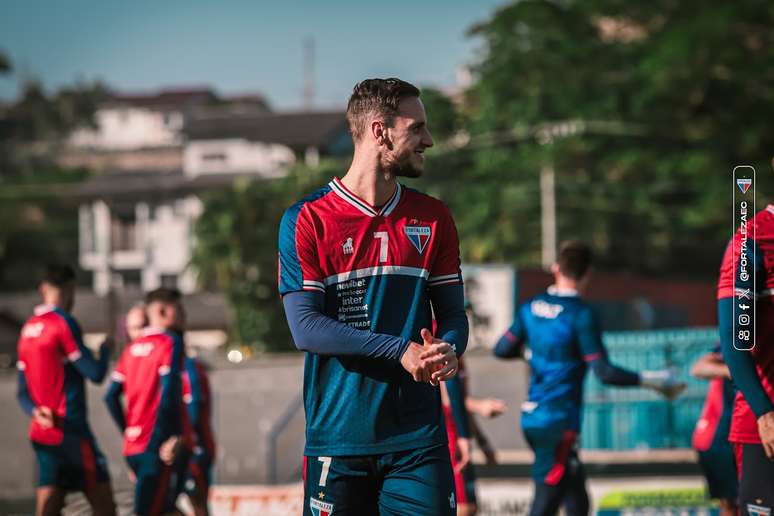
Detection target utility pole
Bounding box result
[540,162,556,269]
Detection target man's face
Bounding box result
[125,307,147,341]
[381,97,434,178]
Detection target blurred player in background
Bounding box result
[441,357,506,516]
[181,355,216,516]
[104,288,192,516]
[717,175,774,512]
[494,241,685,516]
[16,264,116,516]
[690,348,737,516]
[279,78,467,515]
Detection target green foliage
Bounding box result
[446,0,774,276]
[192,161,338,351]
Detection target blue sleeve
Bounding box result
[719,240,774,417]
[575,307,640,386]
[103,380,126,432]
[62,314,109,383]
[430,284,468,356]
[16,370,35,416]
[155,334,184,441]
[185,359,202,430]
[282,291,411,360]
[494,307,526,359]
[445,375,471,438]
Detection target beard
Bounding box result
[382,148,423,178]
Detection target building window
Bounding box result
[110,203,137,251]
[160,274,178,289]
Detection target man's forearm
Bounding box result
[283,291,410,360]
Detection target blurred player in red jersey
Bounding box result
[181,355,216,516]
[690,348,737,516]
[104,288,192,516]
[441,357,506,516]
[16,264,116,516]
[717,159,774,511]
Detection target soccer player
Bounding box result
[717,196,774,511]
[104,288,191,516]
[181,356,216,516]
[690,348,737,516]
[493,241,685,516]
[16,264,116,516]
[279,78,468,515]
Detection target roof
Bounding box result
[107,87,218,111]
[185,111,348,148]
[72,169,258,200]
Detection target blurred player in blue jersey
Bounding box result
[279,78,467,515]
[494,241,685,516]
[690,348,737,516]
[16,264,116,516]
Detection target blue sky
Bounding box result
[0,1,505,109]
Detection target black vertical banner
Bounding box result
[733,165,755,351]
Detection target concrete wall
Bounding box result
[0,351,529,500]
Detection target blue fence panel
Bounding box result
[581,327,719,450]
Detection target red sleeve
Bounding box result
[428,205,463,288]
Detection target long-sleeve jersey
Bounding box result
[494,287,639,432]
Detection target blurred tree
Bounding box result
[192,162,336,351]
[432,0,774,277]
[0,57,108,289]
[419,87,459,142]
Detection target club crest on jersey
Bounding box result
[310,497,334,516]
[738,178,752,194]
[404,224,431,254]
[342,237,354,255]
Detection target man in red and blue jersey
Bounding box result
[182,356,216,516]
[279,78,467,515]
[494,241,684,516]
[16,264,116,516]
[690,348,737,516]
[717,198,774,512]
[104,288,192,516]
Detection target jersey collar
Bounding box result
[328,177,402,217]
[34,304,56,316]
[140,326,167,336]
[547,285,578,297]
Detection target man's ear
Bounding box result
[550,263,560,275]
[371,120,393,149]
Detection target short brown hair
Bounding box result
[346,78,420,141]
[145,287,182,306]
[557,240,593,280]
[42,264,76,287]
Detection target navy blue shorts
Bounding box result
[303,443,456,515]
[126,450,189,516]
[32,433,110,491]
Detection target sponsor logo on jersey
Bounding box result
[130,342,155,357]
[310,497,334,516]
[531,300,564,319]
[404,224,432,254]
[22,322,45,338]
[738,178,752,194]
[747,504,771,516]
[342,237,354,255]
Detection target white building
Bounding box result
[76,110,351,295]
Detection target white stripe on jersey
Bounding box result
[303,279,325,288]
[324,265,429,286]
[428,273,460,283]
[328,178,403,217]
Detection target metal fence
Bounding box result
[582,327,719,450]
